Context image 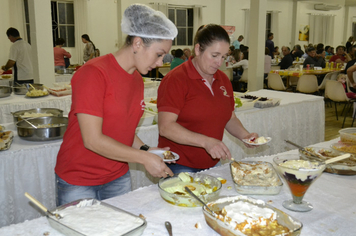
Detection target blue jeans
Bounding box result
[56,171,131,206]
[167,162,221,175]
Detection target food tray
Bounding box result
[230,161,283,195]
[48,198,146,236]
[48,88,72,96]
[202,196,302,236]
[339,128,356,143]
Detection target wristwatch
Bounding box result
[140,144,150,151]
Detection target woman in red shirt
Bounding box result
[53,38,71,72]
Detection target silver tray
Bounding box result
[47,198,147,236]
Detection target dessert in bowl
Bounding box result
[158,172,222,207]
[273,154,325,212]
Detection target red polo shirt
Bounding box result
[157,58,234,169]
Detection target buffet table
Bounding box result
[0,138,354,236]
[0,90,325,227]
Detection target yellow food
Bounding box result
[26,89,48,97]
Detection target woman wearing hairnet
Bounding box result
[157,24,258,174]
[55,4,177,206]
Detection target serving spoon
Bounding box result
[184,186,217,217]
[25,192,62,219]
[165,221,173,236]
[19,115,38,129]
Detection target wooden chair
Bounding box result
[268,73,286,91]
[325,80,356,127]
[296,74,319,94]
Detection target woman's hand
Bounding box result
[203,137,231,160]
[147,146,176,164]
[241,133,259,148]
[142,152,174,178]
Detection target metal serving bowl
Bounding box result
[16,116,68,141]
[13,83,44,95]
[0,86,12,98]
[12,108,64,124]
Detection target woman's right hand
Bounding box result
[142,152,174,178]
[203,137,231,160]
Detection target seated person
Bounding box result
[226,46,235,62]
[329,46,347,66]
[303,46,325,68]
[346,45,356,62]
[290,44,304,60]
[278,46,293,69]
[163,49,175,64]
[325,45,333,56]
[170,49,185,70]
[273,46,280,58]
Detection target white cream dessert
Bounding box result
[53,200,144,236]
[278,160,325,181]
[210,196,291,236]
[231,162,281,186]
[255,137,267,144]
[21,112,54,118]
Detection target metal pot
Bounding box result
[13,83,44,95]
[12,108,64,124]
[16,116,68,141]
[0,86,12,98]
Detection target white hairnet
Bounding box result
[121,4,178,40]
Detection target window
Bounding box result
[168,8,193,46]
[22,0,75,47]
[23,0,31,44]
[51,1,75,47]
[265,12,271,40]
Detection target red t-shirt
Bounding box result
[53,47,71,67]
[55,54,144,185]
[157,58,235,169]
[329,55,346,63]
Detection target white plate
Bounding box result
[149,150,179,162]
[242,137,272,146]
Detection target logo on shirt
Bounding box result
[140,99,145,110]
[220,86,230,97]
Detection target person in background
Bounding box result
[346,45,356,61]
[264,47,272,87]
[157,24,258,174]
[231,49,241,64]
[346,36,355,52]
[303,46,325,68]
[232,35,244,50]
[330,47,335,55]
[0,27,33,84]
[82,34,96,63]
[265,32,275,58]
[55,4,177,206]
[278,46,293,70]
[273,46,280,58]
[291,44,304,60]
[53,38,72,72]
[183,48,191,61]
[226,46,235,62]
[163,49,175,64]
[325,46,333,56]
[232,50,249,72]
[329,45,348,66]
[170,49,185,70]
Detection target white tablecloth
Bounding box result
[0,138,354,236]
[0,90,325,227]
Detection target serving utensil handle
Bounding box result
[325,154,351,164]
[25,192,48,213]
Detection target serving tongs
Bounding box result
[25,192,63,219]
[19,115,38,129]
[285,140,322,161]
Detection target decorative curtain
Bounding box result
[243,9,250,45]
[74,0,88,64]
[309,14,335,46]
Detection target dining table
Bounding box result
[0,138,354,236]
[0,89,325,227]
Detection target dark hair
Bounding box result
[55,38,66,46]
[242,51,249,60]
[229,46,235,51]
[325,45,330,51]
[232,49,241,61]
[268,32,273,38]
[265,47,270,55]
[307,46,316,53]
[238,35,244,40]
[6,27,20,37]
[316,43,324,50]
[174,49,183,58]
[316,49,324,54]
[336,45,345,51]
[193,24,230,55]
[124,35,162,48]
[82,34,97,50]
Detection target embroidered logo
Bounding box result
[220,86,230,97]
[140,99,145,110]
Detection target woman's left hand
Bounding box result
[242,133,259,148]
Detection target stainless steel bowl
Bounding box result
[0,86,12,98]
[16,116,68,141]
[12,108,64,124]
[13,83,43,95]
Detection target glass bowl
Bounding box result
[158,173,222,207]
